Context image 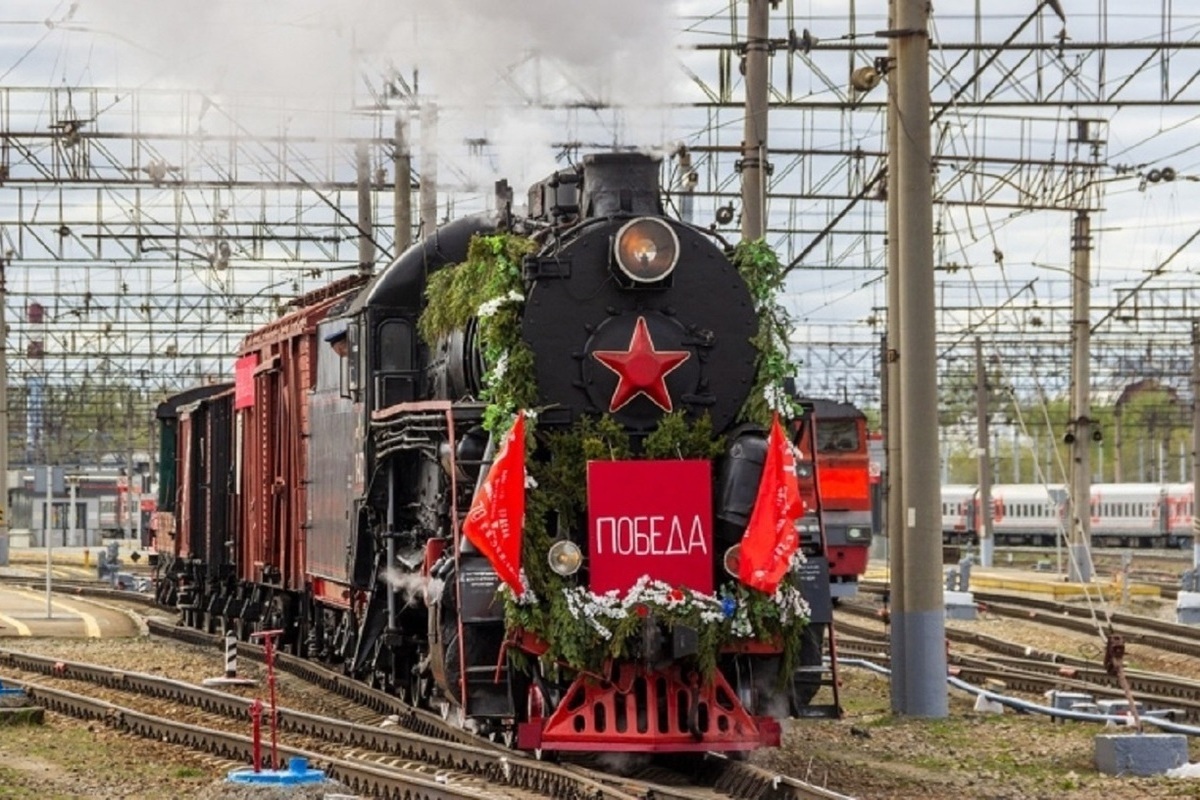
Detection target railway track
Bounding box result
[860,580,1200,656]
[839,593,1200,723]
[0,619,850,800]
[0,647,647,800]
[3,674,532,799]
[967,590,1200,659]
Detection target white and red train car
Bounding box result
[941,481,1194,548]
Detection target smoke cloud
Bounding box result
[384,568,445,606]
[77,0,688,187]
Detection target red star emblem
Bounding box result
[592,316,691,412]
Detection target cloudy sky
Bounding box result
[4,0,1200,403]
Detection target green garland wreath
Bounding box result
[420,232,538,432]
[504,413,808,678]
[731,239,804,424]
[419,233,810,679]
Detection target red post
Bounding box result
[249,698,263,772]
[250,628,284,770]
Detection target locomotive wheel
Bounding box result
[403,669,419,707]
[409,671,433,710]
[489,723,515,748]
[437,698,467,729]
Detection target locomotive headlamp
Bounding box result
[846,527,869,541]
[614,217,679,283]
[723,544,742,578]
[548,540,583,576]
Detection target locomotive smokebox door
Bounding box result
[522,220,756,432]
[585,313,697,427]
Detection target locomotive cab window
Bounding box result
[347,322,361,397]
[377,320,413,371]
[322,327,351,397]
[816,420,859,453]
[375,319,416,408]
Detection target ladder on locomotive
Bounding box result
[791,405,844,719]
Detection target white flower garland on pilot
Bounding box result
[505,568,812,642]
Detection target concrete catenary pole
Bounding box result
[356,141,375,276]
[1068,211,1093,583]
[1192,322,1200,568]
[894,0,948,717]
[0,255,7,567]
[394,111,413,252]
[884,1,906,712]
[976,336,994,567]
[740,0,770,242]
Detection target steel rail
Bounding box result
[5,676,515,800]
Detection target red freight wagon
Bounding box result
[235,294,348,596]
[154,382,236,624]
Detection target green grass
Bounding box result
[0,722,214,797]
[0,766,39,799]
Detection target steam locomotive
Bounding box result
[154,152,842,755]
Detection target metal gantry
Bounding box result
[2,1,1200,464]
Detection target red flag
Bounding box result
[462,413,527,595]
[738,413,804,593]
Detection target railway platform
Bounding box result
[0,583,144,638]
[0,545,157,639]
[864,561,1162,599]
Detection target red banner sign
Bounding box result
[235,354,258,409]
[587,460,713,595]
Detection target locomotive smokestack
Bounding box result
[581,152,662,218]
